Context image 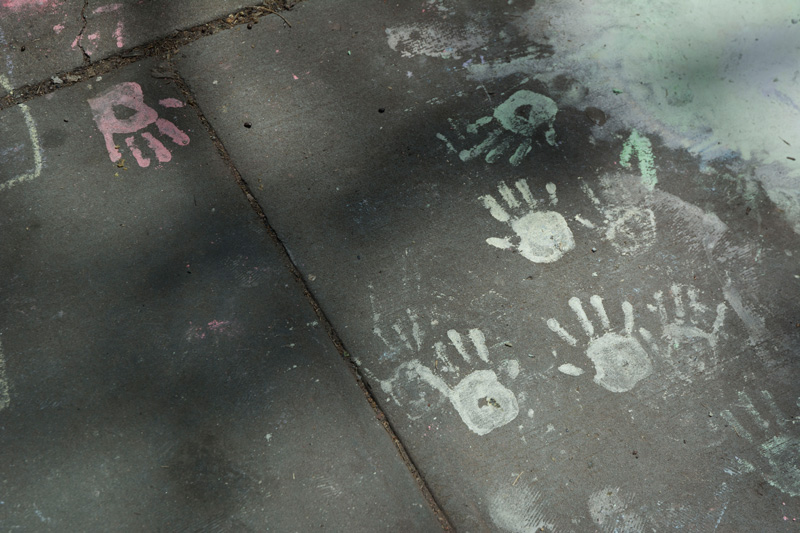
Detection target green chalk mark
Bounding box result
[466,115,493,135]
[620,129,657,190]
[436,133,457,153]
[509,143,532,166]
[493,90,558,140]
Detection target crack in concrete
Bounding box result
[1,2,304,110]
[167,62,453,532]
[76,0,90,64]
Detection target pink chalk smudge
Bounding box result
[2,0,56,11]
[53,23,64,34]
[159,98,184,108]
[185,320,239,341]
[92,3,121,14]
[207,320,231,332]
[114,21,124,48]
[292,74,299,80]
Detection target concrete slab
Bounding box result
[0,0,84,94]
[176,0,800,530]
[0,0,254,95]
[81,0,251,61]
[0,58,442,531]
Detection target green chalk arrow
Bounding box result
[620,129,657,190]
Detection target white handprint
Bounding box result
[547,295,654,393]
[377,328,520,435]
[649,284,727,376]
[481,179,575,263]
[721,390,800,497]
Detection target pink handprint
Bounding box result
[88,82,190,168]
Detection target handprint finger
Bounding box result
[622,301,635,336]
[486,236,515,251]
[546,318,578,346]
[125,136,149,167]
[568,297,594,337]
[670,284,686,319]
[468,328,490,363]
[448,329,470,363]
[498,182,520,209]
[155,118,190,146]
[589,295,610,330]
[481,194,511,223]
[141,132,171,163]
[515,179,536,207]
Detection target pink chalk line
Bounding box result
[92,3,122,14]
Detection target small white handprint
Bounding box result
[417,328,519,435]
[377,328,520,436]
[481,179,575,263]
[547,295,654,393]
[88,82,190,168]
[578,180,657,256]
[720,390,800,497]
[649,284,727,375]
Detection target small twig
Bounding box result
[264,7,292,27]
[512,472,523,486]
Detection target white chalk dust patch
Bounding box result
[469,0,800,233]
[489,483,554,532]
[579,176,658,256]
[720,389,800,497]
[481,178,574,264]
[588,487,645,533]
[386,22,488,59]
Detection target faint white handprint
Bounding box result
[588,487,645,533]
[437,89,558,166]
[378,328,520,436]
[547,295,655,393]
[648,284,727,377]
[481,178,575,263]
[577,180,657,256]
[721,390,800,497]
[88,82,190,168]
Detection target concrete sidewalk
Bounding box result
[1,0,799,531]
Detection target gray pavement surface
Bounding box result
[2,0,800,531]
[0,0,253,96]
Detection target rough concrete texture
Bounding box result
[0,0,85,93]
[0,0,251,95]
[1,0,799,531]
[174,0,800,530]
[81,0,252,62]
[0,59,441,531]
